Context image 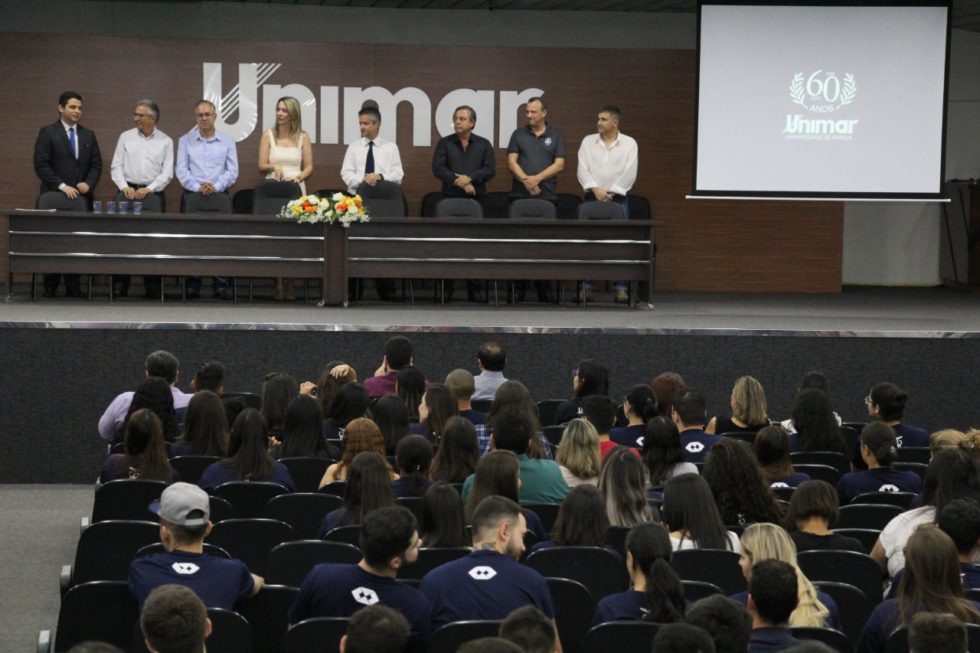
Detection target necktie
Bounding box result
[365,141,375,174]
[68,127,77,159]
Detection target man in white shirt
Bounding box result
[111,99,174,298]
[576,105,638,303]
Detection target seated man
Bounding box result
[364,336,415,399]
[651,623,717,653]
[421,495,555,629]
[499,605,561,653]
[99,350,192,441]
[672,388,726,464]
[140,584,211,653]
[340,604,412,653]
[746,560,800,653]
[446,369,486,426]
[685,594,752,653]
[128,483,263,609]
[472,341,508,402]
[190,359,225,395]
[289,506,431,653]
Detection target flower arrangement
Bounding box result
[277,193,370,227]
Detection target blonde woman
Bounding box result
[258,96,313,300]
[556,418,602,488]
[706,375,770,436]
[597,447,654,527]
[736,523,841,630]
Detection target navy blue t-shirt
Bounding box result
[318,507,356,539]
[768,472,811,489]
[893,423,929,448]
[129,549,253,610]
[886,562,980,599]
[610,424,646,449]
[420,549,554,629]
[748,627,801,653]
[392,477,433,498]
[592,589,648,625]
[836,468,922,505]
[289,563,432,653]
[459,409,487,427]
[680,430,726,464]
[731,590,841,632]
[197,460,295,492]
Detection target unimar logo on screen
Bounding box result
[783,70,858,141]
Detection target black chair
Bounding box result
[548,577,593,653]
[832,528,880,553]
[223,391,262,409]
[134,542,231,559]
[772,486,796,502]
[813,580,871,644]
[897,447,931,464]
[576,200,625,220]
[212,481,291,519]
[543,425,565,448]
[849,492,916,509]
[169,455,220,485]
[91,479,168,523]
[397,495,425,524]
[791,627,853,652]
[836,504,902,531]
[420,190,443,217]
[583,622,660,653]
[883,625,980,653]
[45,581,138,652]
[627,195,652,221]
[721,431,758,446]
[320,480,348,497]
[682,580,724,602]
[481,191,511,218]
[428,620,503,653]
[277,457,332,493]
[232,188,254,213]
[523,503,561,534]
[281,617,350,653]
[265,492,344,540]
[237,584,298,653]
[184,191,233,213]
[253,179,302,215]
[538,400,565,427]
[555,193,583,219]
[265,540,362,587]
[112,190,163,212]
[323,524,363,548]
[525,547,628,602]
[205,607,253,653]
[966,588,980,602]
[471,399,492,413]
[607,525,631,559]
[892,462,928,479]
[357,180,406,217]
[207,518,295,576]
[793,464,842,486]
[797,550,884,605]
[670,549,746,595]
[62,520,159,594]
[510,198,557,219]
[436,197,483,218]
[791,451,850,475]
[398,547,471,581]
[210,495,236,523]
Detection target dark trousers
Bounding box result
[182,191,229,294]
[115,186,166,297]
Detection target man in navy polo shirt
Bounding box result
[128,482,262,610]
[672,388,726,464]
[289,506,431,653]
[746,560,801,653]
[421,495,555,629]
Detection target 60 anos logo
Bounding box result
[789,71,857,113]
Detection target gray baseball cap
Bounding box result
[149,482,210,526]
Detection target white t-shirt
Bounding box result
[559,465,598,489]
[671,531,741,553]
[879,505,934,577]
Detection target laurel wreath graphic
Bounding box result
[838,74,857,107]
[789,73,806,106]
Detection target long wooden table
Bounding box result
[2,211,659,306]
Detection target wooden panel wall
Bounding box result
[0,33,842,292]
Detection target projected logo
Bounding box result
[784,71,859,141]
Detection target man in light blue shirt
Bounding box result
[176,99,238,299]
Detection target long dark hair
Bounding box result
[626,523,685,623]
[791,389,845,453]
[860,422,899,467]
[485,381,545,459]
[396,368,426,420]
[421,384,458,442]
[126,377,179,442]
[870,382,910,422]
[261,373,299,438]
[317,360,355,416]
[897,525,980,625]
[325,383,370,431]
[574,359,609,399]
[754,425,794,484]
[551,485,609,546]
[343,451,397,523]
[643,416,685,486]
[702,439,785,527]
[598,447,653,527]
[222,408,275,481]
[372,394,412,455]
[430,416,480,484]
[922,448,980,518]
[464,450,520,521]
[661,474,732,550]
[281,395,332,459]
[117,409,173,482]
[625,384,658,424]
[395,435,433,497]
[179,390,228,457]
[422,482,469,548]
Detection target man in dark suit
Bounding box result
[33,90,103,297]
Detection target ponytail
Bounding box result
[642,558,686,623]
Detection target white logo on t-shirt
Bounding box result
[636,436,645,448]
[896,435,904,447]
[685,441,705,453]
[351,587,380,606]
[771,482,790,488]
[878,484,900,493]
[171,562,200,575]
[468,566,497,581]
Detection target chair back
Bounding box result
[849,492,916,509]
[681,580,724,602]
[892,462,928,479]
[206,518,295,575]
[212,481,291,519]
[206,608,253,653]
[420,190,443,217]
[797,549,885,605]
[482,191,511,218]
[233,188,254,213]
[265,492,344,540]
[830,528,879,553]
[670,549,746,595]
[184,192,232,213]
[583,622,660,653]
[91,479,168,522]
[548,577,593,653]
[319,480,348,497]
[54,581,138,652]
[537,399,565,427]
[627,195,652,220]
[543,425,565,448]
[357,181,406,217]
[265,540,362,587]
[168,455,220,485]
[509,198,557,219]
[429,621,503,653]
[282,617,350,653]
[792,463,842,486]
[896,446,931,464]
[277,457,332,493]
[790,627,853,653]
[253,179,302,214]
[525,547,628,602]
[323,524,363,548]
[790,451,850,474]
[397,547,472,581]
[836,503,903,530]
[236,584,298,653]
[556,193,583,219]
[135,541,231,559]
[397,495,425,524]
[576,200,624,220]
[222,391,262,409]
[112,191,162,212]
[37,191,86,211]
[607,525,631,559]
[471,399,493,413]
[436,197,483,218]
[68,521,159,591]
[523,503,561,534]
[209,495,236,523]
[813,580,872,644]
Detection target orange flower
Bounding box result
[305,205,316,213]
[336,202,348,212]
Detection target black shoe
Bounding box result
[112,283,128,298]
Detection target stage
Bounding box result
[2,285,979,484]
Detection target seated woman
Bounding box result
[261,373,301,443]
[477,380,552,459]
[610,384,658,448]
[320,417,395,486]
[372,394,412,456]
[421,482,469,548]
[786,480,865,553]
[322,382,370,441]
[463,450,548,543]
[788,389,847,454]
[644,416,698,495]
[198,408,294,492]
[753,425,810,488]
[316,361,356,418]
[837,422,922,504]
[171,390,227,458]
[650,372,685,421]
[706,375,771,437]
[272,395,339,460]
[736,523,841,631]
[703,439,784,527]
[858,525,980,653]
[124,377,180,444]
[317,451,397,537]
[661,473,740,552]
[412,384,457,442]
[429,416,479,484]
[555,419,602,488]
[99,409,176,484]
[555,359,609,426]
[865,382,929,448]
[598,447,655,528]
[592,522,685,625]
[531,485,614,556]
[396,367,427,422]
[392,435,433,498]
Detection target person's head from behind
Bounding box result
[470,495,526,560]
[227,407,269,458]
[786,480,841,531]
[345,451,396,518]
[748,559,798,627]
[125,408,167,460]
[555,418,601,482]
[661,473,729,549]
[551,484,608,546]
[433,415,480,481]
[908,612,968,653]
[458,639,522,653]
[598,446,653,527]
[643,416,684,484]
[478,341,506,372]
[789,389,839,450]
[671,388,705,428]
[738,523,799,583]
[191,360,224,393]
[445,368,476,404]
[384,335,413,371]
[317,359,356,415]
[141,584,210,653]
[685,595,752,653]
[153,482,212,549]
[499,605,558,653]
[373,394,412,454]
[573,359,609,398]
[281,394,325,457]
[859,421,899,467]
[626,522,686,623]
[868,381,909,421]
[465,450,520,520]
[730,376,767,425]
[339,604,410,653]
[260,372,299,434]
[66,644,124,653]
[396,367,426,420]
[650,623,716,653]
[624,384,658,423]
[930,429,967,457]
[326,382,370,429]
[128,376,178,440]
[797,371,828,394]
[651,372,685,420]
[753,425,793,474]
[921,447,980,512]
[937,498,980,559]
[419,384,457,438]
[145,350,180,385]
[395,435,434,495]
[491,411,533,455]
[359,506,420,573]
[340,417,388,468]
[422,482,468,548]
[581,395,615,436]
[898,524,968,603]
[182,390,228,457]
